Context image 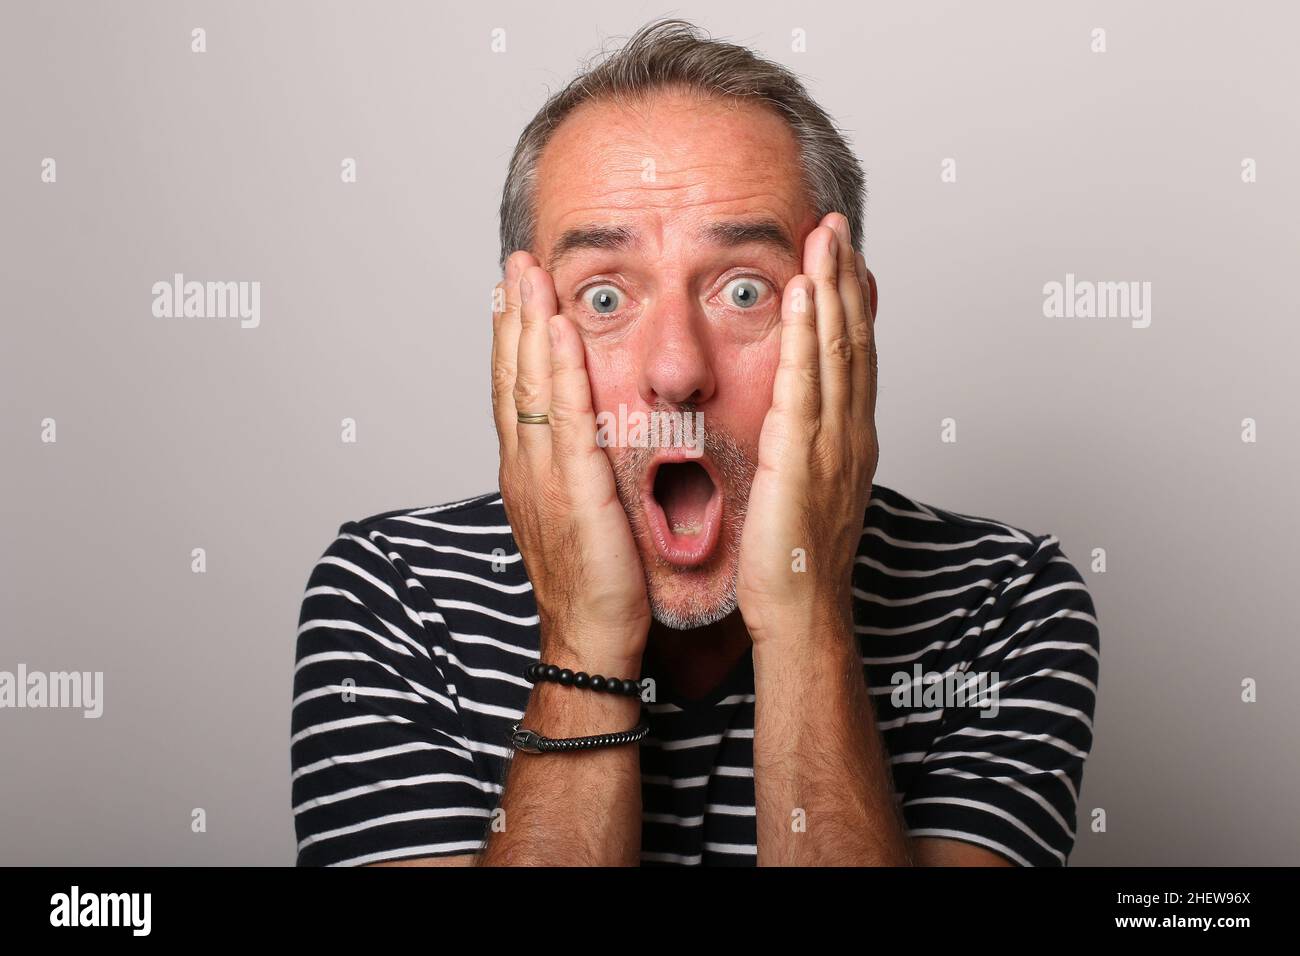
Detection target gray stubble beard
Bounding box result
[610,410,757,631]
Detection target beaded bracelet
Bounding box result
[525,661,643,698]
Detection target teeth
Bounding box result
[671,521,702,536]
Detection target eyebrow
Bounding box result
[547,224,638,271]
[546,217,794,271]
[696,218,794,257]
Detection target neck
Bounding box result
[644,611,751,702]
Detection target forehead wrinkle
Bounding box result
[544,201,800,274]
[547,189,796,237]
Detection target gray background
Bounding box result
[2,0,1296,865]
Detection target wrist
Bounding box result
[531,633,647,733]
[752,619,864,717]
[744,589,854,650]
[523,667,645,740]
[539,625,646,680]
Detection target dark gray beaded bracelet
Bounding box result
[525,661,642,697]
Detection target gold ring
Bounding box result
[517,410,550,425]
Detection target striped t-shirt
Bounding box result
[291,484,1100,867]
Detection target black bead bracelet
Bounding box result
[525,661,642,698]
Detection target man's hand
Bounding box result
[481,252,649,866]
[735,216,907,865]
[735,213,879,644]
[491,252,651,677]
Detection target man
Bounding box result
[291,18,1099,867]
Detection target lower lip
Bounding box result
[643,476,723,568]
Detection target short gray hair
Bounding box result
[497,18,866,272]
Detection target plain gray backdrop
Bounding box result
[2,0,1297,865]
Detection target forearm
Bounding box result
[477,641,644,866]
[752,614,913,866]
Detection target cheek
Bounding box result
[583,344,638,416]
[715,341,780,444]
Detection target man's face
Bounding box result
[532,88,818,629]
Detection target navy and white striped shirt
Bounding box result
[291,484,1099,866]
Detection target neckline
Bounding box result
[648,644,755,713]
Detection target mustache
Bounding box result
[609,402,757,516]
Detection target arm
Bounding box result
[738,213,897,864]
[750,612,1013,865]
[376,642,644,868]
[477,643,644,866]
[752,610,912,865]
[740,214,1009,866]
[475,253,653,865]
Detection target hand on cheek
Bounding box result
[491,253,652,674]
[735,214,879,644]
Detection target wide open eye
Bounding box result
[582,285,622,315]
[721,276,769,310]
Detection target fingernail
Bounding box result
[547,315,560,347]
[856,251,867,274]
[520,275,532,302]
[835,216,852,249]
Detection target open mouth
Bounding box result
[643,457,723,568]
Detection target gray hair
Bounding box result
[497,18,866,272]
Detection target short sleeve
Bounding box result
[291,523,493,865]
[902,537,1100,866]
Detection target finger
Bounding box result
[824,214,871,420]
[513,264,559,462]
[803,224,850,419]
[547,313,616,497]
[771,274,820,427]
[491,251,537,462]
[855,252,879,419]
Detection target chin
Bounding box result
[645,557,740,631]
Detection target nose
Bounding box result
[636,290,716,407]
